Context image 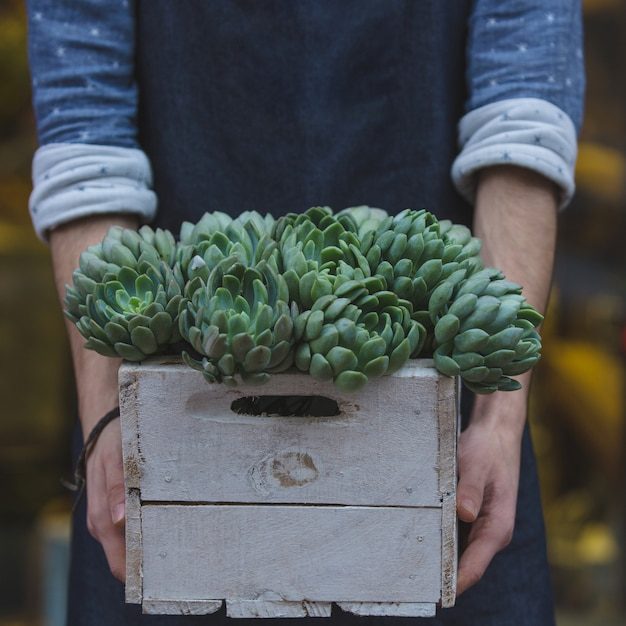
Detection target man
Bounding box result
[27,1,584,624]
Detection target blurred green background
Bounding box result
[0,0,624,624]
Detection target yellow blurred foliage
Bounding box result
[575,142,626,203]
[543,339,623,477]
[0,1,29,123]
[584,0,624,14]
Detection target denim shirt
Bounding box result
[26,0,585,241]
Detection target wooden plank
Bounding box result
[119,368,141,490]
[438,375,459,608]
[141,504,442,604]
[124,488,142,604]
[337,602,436,617]
[121,358,444,507]
[119,367,143,603]
[226,600,331,618]
[142,599,222,615]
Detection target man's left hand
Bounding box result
[455,387,528,595]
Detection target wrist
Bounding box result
[75,352,121,439]
[469,372,531,439]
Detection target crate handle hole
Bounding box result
[231,395,340,417]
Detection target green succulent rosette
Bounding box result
[64,225,180,313]
[273,207,370,296]
[72,262,184,361]
[353,209,483,319]
[178,257,295,385]
[179,210,274,245]
[64,226,184,360]
[177,211,278,280]
[292,273,426,391]
[430,268,543,393]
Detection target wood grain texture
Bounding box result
[337,602,436,617]
[120,368,143,603]
[226,600,331,618]
[141,505,442,604]
[121,358,442,507]
[119,368,141,490]
[438,375,459,608]
[142,600,222,615]
[124,488,142,604]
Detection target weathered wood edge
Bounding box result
[143,599,223,615]
[119,368,142,491]
[438,374,459,608]
[337,602,436,617]
[226,600,331,618]
[119,368,143,603]
[120,356,437,377]
[125,489,142,604]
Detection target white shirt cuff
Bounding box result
[451,98,578,210]
[29,143,158,243]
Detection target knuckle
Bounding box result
[102,447,122,467]
[465,567,483,588]
[86,515,98,540]
[499,526,514,549]
[107,480,125,500]
[110,563,125,582]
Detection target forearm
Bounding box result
[474,165,558,314]
[471,165,558,434]
[49,214,138,437]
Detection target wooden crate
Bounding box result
[119,358,459,618]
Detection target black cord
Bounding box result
[62,406,121,512]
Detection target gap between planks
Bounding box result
[139,500,444,509]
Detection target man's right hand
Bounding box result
[84,394,127,582]
[49,214,139,582]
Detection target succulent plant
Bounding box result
[431,268,543,393]
[178,257,295,385]
[292,275,426,391]
[273,207,369,292]
[178,211,278,281]
[336,204,389,238]
[65,205,544,394]
[72,261,184,360]
[64,225,185,360]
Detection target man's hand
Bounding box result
[455,165,558,594]
[456,383,528,595]
[85,411,126,581]
[49,214,139,582]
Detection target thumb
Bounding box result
[457,456,487,523]
[105,457,126,527]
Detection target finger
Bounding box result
[98,523,126,583]
[456,499,516,595]
[456,454,488,523]
[86,459,126,582]
[104,450,126,527]
[86,455,109,541]
[456,526,501,595]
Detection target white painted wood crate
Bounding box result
[119,358,459,618]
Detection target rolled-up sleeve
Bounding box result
[452,1,585,209]
[27,0,156,242]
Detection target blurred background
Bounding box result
[0,0,624,624]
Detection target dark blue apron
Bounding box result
[137,0,473,231]
[68,2,555,624]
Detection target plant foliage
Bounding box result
[65,206,543,393]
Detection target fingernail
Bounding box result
[112,503,125,525]
[461,499,477,519]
